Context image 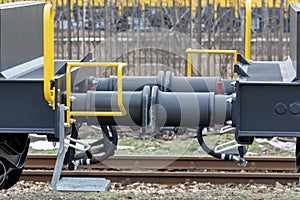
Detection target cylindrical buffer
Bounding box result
[72,86,150,126]
[72,85,232,130]
[149,86,231,132]
[164,71,234,94]
[95,71,164,91]
[93,71,234,94]
[167,76,220,92]
[157,91,210,127]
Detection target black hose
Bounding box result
[91,125,117,163]
[197,127,247,167]
[197,127,230,161]
[101,125,118,146]
[73,125,118,166]
[64,124,78,170]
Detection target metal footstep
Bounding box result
[56,177,110,192]
[51,105,110,192]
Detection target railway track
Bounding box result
[21,170,299,185]
[20,155,299,185]
[25,155,295,171]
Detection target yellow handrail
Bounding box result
[43,3,55,109]
[245,0,252,61]
[186,49,238,77]
[66,62,127,126]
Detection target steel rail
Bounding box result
[25,155,295,171]
[20,170,300,185]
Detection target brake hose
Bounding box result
[197,127,247,167]
[73,125,118,167]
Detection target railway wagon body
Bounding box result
[0,1,94,189]
[1,1,300,191]
[0,2,56,189]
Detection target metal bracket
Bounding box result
[65,135,91,152]
[237,53,250,65]
[51,104,66,191]
[220,125,236,134]
[234,64,249,77]
[149,86,159,134]
[51,104,110,192]
[214,140,247,156]
[141,85,150,134]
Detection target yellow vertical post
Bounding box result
[233,50,238,79]
[187,51,192,77]
[233,51,237,65]
[65,62,126,126]
[245,0,251,60]
[43,4,55,109]
[186,49,237,78]
[234,0,238,18]
[66,64,71,125]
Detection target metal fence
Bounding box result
[1,0,295,78]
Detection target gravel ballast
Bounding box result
[1,180,300,199]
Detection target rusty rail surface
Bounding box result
[21,170,299,185]
[21,155,298,185]
[25,155,295,171]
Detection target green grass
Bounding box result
[29,147,58,154]
[116,137,200,156]
[28,129,295,157]
[247,139,294,157]
[116,133,295,157]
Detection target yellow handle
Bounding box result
[186,49,237,77]
[43,4,55,109]
[66,62,127,126]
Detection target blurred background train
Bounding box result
[0,0,293,75]
[1,0,297,15]
[1,0,299,32]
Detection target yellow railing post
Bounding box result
[245,0,252,61]
[186,49,237,77]
[66,62,127,126]
[187,52,193,77]
[43,3,55,109]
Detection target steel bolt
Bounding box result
[274,103,287,115]
[289,103,300,115]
